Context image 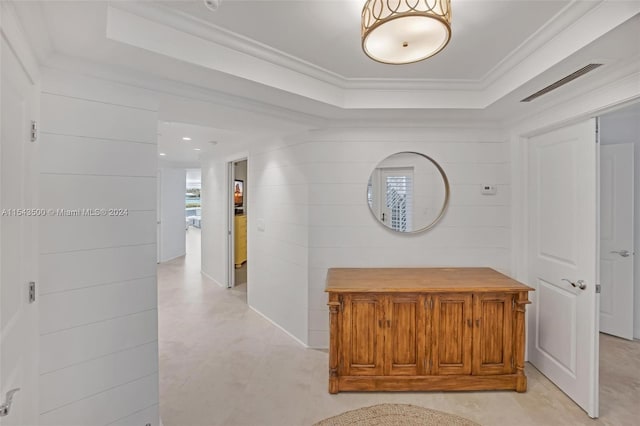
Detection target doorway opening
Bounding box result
[524,104,640,420]
[597,103,640,420]
[599,104,639,341]
[185,168,202,262]
[229,159,248,300]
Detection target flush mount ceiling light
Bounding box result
[362,0,451,65]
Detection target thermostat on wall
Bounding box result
[481,184,497,195]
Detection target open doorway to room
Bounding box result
[524,105,640,420]
[229,159,248,299]
[598,104,639,340]
[597,104,640,420]
[185,168,202,262]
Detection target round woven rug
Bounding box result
[313,403,480,426]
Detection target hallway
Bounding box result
[158,231,640,425]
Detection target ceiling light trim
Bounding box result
[361,0,452,65]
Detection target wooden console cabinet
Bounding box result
[326,268,533,394]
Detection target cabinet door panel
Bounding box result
[473,293,515,375]
[432,294,473,375]
[386,295,425,375]
[341,294,384,376]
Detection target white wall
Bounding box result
[200,137,310,343]
[304,126,510,347]
[200,155,227,286]
[600,107,640,339]
[249,141,309,344]
[38,68,159,425]
[202,125,510,348]
[159,168,186,262]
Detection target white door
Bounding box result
[600,143,634,339]
[0,37,39,424]
[527,119,599,418]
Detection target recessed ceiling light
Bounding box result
[194,148,201,151]
[182,137,192,141]
[159,153,167,156]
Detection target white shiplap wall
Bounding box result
[304,126,511,348]
[248,140,310,344]
[201,125,510,348]
[38,69,159,426]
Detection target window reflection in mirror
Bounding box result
[367,152,449,233]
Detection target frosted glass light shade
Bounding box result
[362,0,451,64]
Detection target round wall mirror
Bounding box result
[367,152,450,233]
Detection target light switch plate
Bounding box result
[481,184,497,195]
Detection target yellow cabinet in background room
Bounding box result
[234,214,247,267]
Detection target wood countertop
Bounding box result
[325,267,534,293]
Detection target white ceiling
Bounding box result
[11,0,640,139]
[160,0,570,80]
[157,121,238,163]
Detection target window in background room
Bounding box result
[186,169,202,229]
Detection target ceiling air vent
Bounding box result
[520,63,603,102]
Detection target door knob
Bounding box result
[611,250,631,258]
[0,388,20,417]
[562,278,587,290]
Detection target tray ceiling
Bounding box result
[159,0,570,80]
[12,0,640,113]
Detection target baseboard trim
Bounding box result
[160,253,186,263]
[248,305,309,348]
[201,270,226,288]
[306,345,329,350]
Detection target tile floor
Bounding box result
[159,229,640,425]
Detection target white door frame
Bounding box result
[226,157,247,289]
[0,3,41,423]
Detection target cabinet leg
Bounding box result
[328,300,341,394]
[329,371,339,394]
[516,375,527,392]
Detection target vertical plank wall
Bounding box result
[37,69,159,426]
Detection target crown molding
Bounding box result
[42,53,328,129]
[114,1,347,88]
[110,0,614,94]
[1,1,43,84]
[113,1,484,92]
[105,0,640,110]
[479,0,600,89]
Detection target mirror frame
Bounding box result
[367,151,450,234]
